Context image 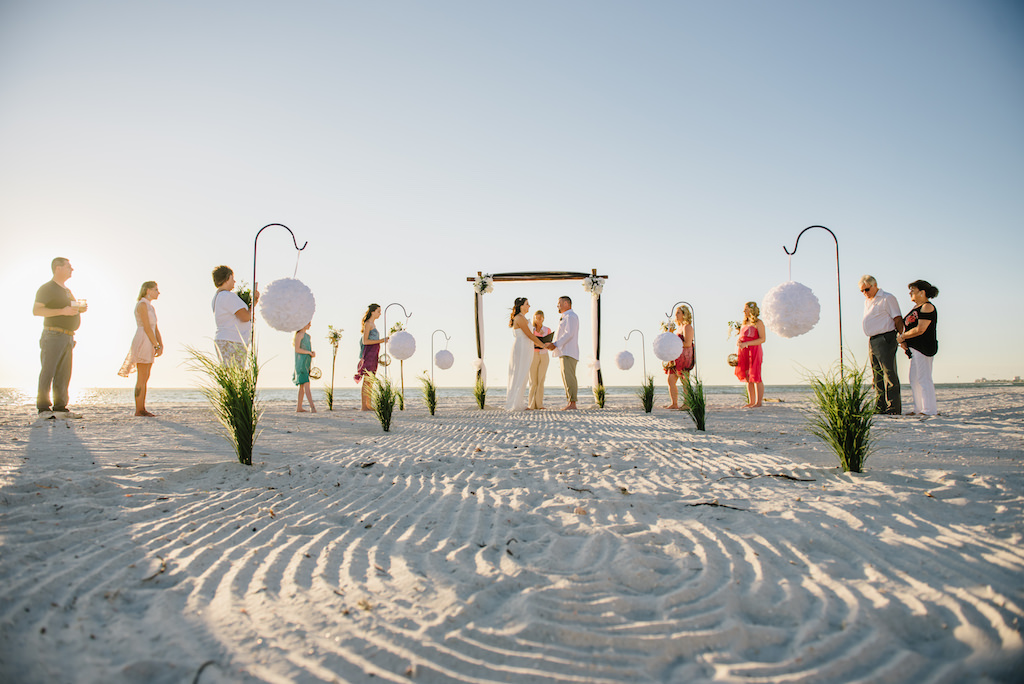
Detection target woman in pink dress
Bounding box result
[663,305,695,409]
[118,281,163,416]
[734,301,766,408]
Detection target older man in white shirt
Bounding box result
[546,296,580,410]
[860,275,904,415]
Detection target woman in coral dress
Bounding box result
[734,301,766,408]
[118,281,163,416]
[663,304,695,409]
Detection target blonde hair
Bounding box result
[137,281,158,301]
[744,302,760,324]
[675,305,692,325]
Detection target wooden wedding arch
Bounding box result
[466,269,609,387]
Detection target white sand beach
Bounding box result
[1,386,1022,683]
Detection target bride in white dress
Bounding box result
[505,298,547,411]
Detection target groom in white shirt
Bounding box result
[546,296,580,410]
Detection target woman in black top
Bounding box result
[897,279,939,415]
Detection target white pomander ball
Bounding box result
[258,278,316,333]
[615,350,635,371]
[653,331,683,362]
[434,349,454,370]
[389,330,416,361]
[762,281,821,339]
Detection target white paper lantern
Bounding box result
[435,349,454,370]
[615,350,635,371]
[258,278,316,333]
[653,331,683,362]
[389,330,416,361]
[762,281,821,339]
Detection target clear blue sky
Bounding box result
[2,1,1022,392]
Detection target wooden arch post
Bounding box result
[467,270,609,387]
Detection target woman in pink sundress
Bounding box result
[734,301,766,408]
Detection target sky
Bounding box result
[1,1,1022,396]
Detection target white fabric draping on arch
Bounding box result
[475,291,487,386]
[591,296,600,387]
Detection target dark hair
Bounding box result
[361,303,380,332]
[559,295,572,308]
[212,265,233,287]
[908,279,939,299]
[51,257,69,274]
[137,281,158,301]
[509,297,527,327]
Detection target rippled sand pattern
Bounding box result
[1,398,1021,682]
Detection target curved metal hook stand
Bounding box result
[624,329,647,377]
[251,223,309,349]
[664,300,695,321]
[430,329,452,384]
[381,303,412,377]
[783,225,843,374]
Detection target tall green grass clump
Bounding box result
[372,374,398,432]
[324,385,334,411]
[682,373,707,431]
[419,373,438,416]
[187,346,262,466]
[807,362,876,473]
[593,384,606,409]
[474,378,487,409]
[636,375,655,413]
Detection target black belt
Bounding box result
[869,330,896,340]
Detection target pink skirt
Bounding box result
[118,328,155,377]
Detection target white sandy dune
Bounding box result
[1,387,1022,683]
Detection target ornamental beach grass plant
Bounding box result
[187,345,262,466]
[372,374,398,432]
[325,325,343,410]
[474,378,487,409]
[593,384,606,408]
[419,373,438,416]
[807,361,876,473]
[637,375,655,413]
[682,373,707,431]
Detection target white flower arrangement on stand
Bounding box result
[474,274,494,295]
[762,281,821,339]
[582,275,605,298]
[259,278,316,332]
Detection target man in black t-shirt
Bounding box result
[33,257,88,418]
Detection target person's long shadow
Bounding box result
[0,415,227,683]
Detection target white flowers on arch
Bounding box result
[762,281,821,339]
[474,274,494,295]
[582,274,605,298]
[258,278,316,333]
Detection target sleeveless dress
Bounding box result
[663,331,695,375]
[118,299,157,377]
[505,327,533,411]
[734,324,763,382]
[354,328,380,382]
[293,333,312,385]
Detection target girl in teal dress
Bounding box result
[293,322,316,412]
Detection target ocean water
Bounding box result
[0,383,991,408]
[5,384,765,408]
